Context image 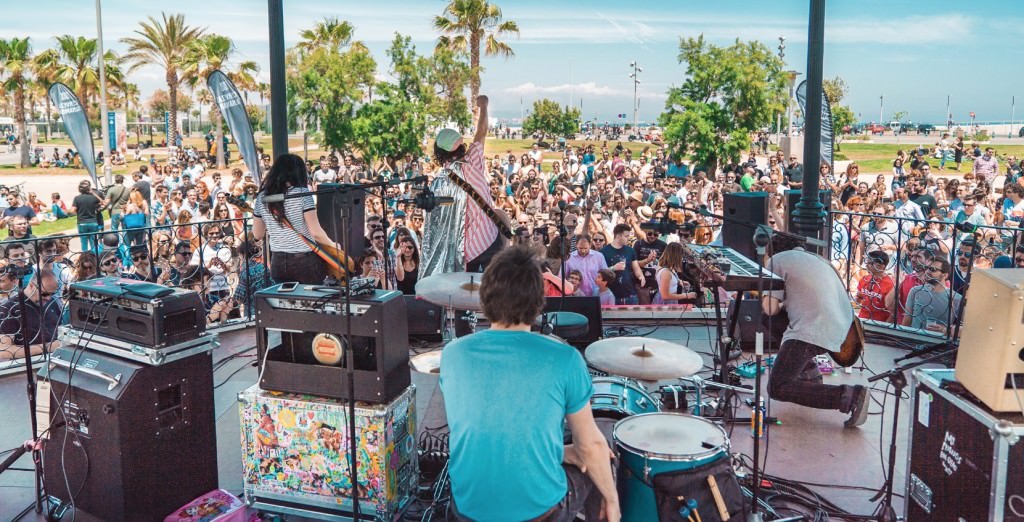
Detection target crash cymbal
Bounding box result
[415,272,485,311]
[585,337,703,380]
[410,350,443,374]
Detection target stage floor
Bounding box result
[0,323,941,520]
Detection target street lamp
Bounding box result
[629,61,641,136]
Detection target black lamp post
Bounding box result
[792,0,827,240]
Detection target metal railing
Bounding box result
[0,217,265,375]
[828,210,1019,344]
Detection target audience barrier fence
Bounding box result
[0,217,260,375]
[828,210,1020,345]
[0,210,1015,375]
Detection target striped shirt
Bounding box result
[253,187,316,253]
[460,142,498,261]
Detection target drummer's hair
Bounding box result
[480,245,545,326]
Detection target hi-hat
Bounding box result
[585,337,703,380]
[410,351,443,374]
[416,272,485,311]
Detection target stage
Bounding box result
[0,322,938,521]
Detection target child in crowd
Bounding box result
[594,268,616,306]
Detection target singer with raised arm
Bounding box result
[421,95,512,276]
[252,154,343,284]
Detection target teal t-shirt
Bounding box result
[439,329,593,521]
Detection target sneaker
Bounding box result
[844,385,869,429]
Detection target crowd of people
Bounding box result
[2,121,1024,364]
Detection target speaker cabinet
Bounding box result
[316,183,366,256]
[404,295,444,341]
[542,296,603,349]
[40,347,217,522]
[955,269,1024,411]
[722,192,768,262]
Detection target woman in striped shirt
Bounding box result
[252,154,340,284]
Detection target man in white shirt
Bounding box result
[893,187,924,236]
[529,143,543,171]
[183,159,204,179]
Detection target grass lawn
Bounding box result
[30,217,77,237]
[837,142,1024,174]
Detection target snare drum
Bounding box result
[613,413,730,522]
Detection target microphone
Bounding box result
[557,200,567,213]
[399,175,428,185]
[400,188,454,211]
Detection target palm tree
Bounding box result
[121,13,204,151]
[194,88,212,134]
[434,0,519,115]
[53,35,99,114]
[0,37,34,167]
[32,47,60,142]
[297,18,355,55]
[123,82,141,146]
[181,33,258,168]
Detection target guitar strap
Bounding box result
[443,165,513,239]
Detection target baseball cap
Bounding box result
[435,129,463,152]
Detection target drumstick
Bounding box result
[707,475,730,521]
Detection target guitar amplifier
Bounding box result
[68,277,205,347]
[255,284,410,403]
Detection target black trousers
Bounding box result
[270,251,326,285]
[466,234,506,273]
[768,339,853,412]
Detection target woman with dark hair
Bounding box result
[252,153,341,284]
[653,242,696,304]
[395,237,420,295]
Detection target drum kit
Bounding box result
[412,271,747,521]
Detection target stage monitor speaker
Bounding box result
[954,269,1024,411]
[40,347,217,522]
[316,183,366,257]
[543,296,603,350]
[784,189,832,241]
[722,192,768,262]
[405,295,444,341]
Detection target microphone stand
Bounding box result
[748,225,773,522]
[866,348,957,522]
[276,180,414,520]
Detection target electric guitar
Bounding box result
[765,308,864,367]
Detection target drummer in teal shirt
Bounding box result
[440,246,620,521]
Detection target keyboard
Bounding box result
[685,244,784,291]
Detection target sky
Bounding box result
[3,0,1023,125]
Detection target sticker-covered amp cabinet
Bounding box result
[906,369,1024,521]
[238,384,417,521]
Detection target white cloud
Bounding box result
[504,81,666,101]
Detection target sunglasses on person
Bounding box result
[131,254,148,262]
[101,259,117,267]
[927,265,944,273]
[373,235,385,240]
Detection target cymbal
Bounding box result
[585,337,703,380]
[415,272,486,311]
[410,351,443,374]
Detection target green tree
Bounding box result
[434,0,518,117]
[181,33,259,167]
[0,37,33,167]
[658,36,786,175]
[287,20,376,153]
[822,76,848,105]
[388,34,472,130]
[831,105,855,146]
[352,82,428,171]
[147,89,192,120]
[522,98,581,143]
[121,13,205,148]
[49,35,125,124]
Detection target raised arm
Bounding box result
[473,95,489,145]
